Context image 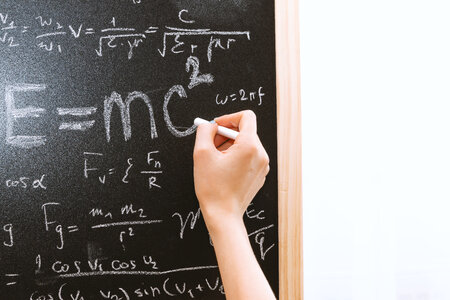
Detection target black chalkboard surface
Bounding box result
[0,1,278,299]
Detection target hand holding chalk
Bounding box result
[193,110,269,228]
[192,110,275,300]
[194,117,239,140]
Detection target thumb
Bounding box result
[194,123,218,155]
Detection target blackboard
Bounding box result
[0,1,278,299]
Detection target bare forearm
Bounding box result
[193,111,274,299]
[207,216,276,300]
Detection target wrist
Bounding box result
[208,217,247,243]
[201,207,246,238]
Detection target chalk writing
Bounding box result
[216,87,265,106]
[0,2,277,298]
[83,151,163,188]
[172,209,202,239]
[0,11,250,60]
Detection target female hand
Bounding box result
[193,110,270,231]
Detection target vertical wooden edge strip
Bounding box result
[275,0,303,299]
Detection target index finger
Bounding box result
[214,110,257,135]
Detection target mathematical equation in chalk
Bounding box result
[2,52,266,149]
[0,2,277,298]
[1,200,275,298]
[0,10,251,61]
[25,276,225,299]
[2,199,273,251]
[1,151,162,191]
[83,151,163,188]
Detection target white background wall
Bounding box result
[300,1,450,299]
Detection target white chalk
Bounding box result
[194,117,239,140]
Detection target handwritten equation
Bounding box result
[3,55,265,150]
[0,2,277,299]
[84,151,163,188]
[1,199,275,298]
[0,11,251,61]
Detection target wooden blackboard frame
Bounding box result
[276,0,303,299]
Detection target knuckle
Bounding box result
[243,109,256,119]
[245,143,259,156]
[258,151,269,167]
[193,147,209,161]
[262,152,270,165]
[259,176,266,188]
